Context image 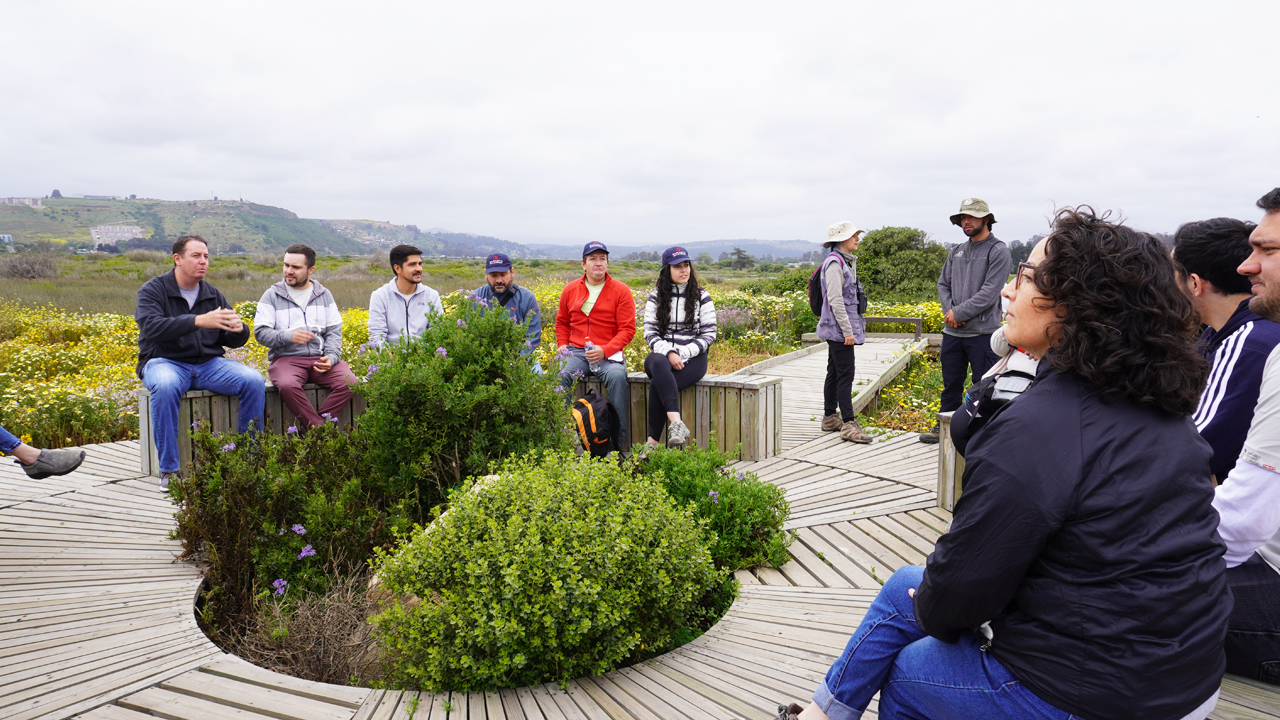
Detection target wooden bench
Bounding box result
[138,373,783,476]
[136,383,365,477]
[573,372,783,460]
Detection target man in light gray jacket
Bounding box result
[920,198,1012,444]
[254,243,359,429]
[368,244,444,346]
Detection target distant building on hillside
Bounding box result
[90,225,147,247]
[1,234,13,243]
[71,194,125,201]
[1,197,44,208]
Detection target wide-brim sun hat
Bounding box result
[950,197,997,226]
[824,221,864,248]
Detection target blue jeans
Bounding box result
[815,565,1075,720]
[143,357,266,473]
[558,348,630,450]
[0,424,21,455]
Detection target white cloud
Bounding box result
[2,0,1276,245]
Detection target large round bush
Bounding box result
[370,451,721,691]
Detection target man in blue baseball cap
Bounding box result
[471,252,542,367]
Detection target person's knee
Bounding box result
[882,565,925,605]
[643,353,663,374]
[144,365,185,398]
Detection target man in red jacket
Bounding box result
[556,241,637,449]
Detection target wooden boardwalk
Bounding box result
[2,343,1278,719]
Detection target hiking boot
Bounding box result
[820,413,842,431]
[20,448,86,480]
[159,471,179,489]
[918,422,940,444]
[840,420,872,444]
[667,419,691,448]
[775,703,804,720]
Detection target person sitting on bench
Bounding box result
[641,246,716,447]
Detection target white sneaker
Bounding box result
[667,419,691,447]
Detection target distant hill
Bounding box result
[524,238,819,260]
[0,198,366,254]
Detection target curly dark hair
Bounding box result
[1035,207,1208,417]
[654,263,702,339]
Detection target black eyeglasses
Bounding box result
[1015,261,1038,289]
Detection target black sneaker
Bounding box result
[918,422,940,445]
[20,448,86,479]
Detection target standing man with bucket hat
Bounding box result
[920,198,1012,444]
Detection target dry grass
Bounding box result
[706,346,774,375]
[228,572,385,686]
[0,254,58,279]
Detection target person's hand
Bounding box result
[944,310,964,328]
[908,588,915,598]
[667,351,685,370]
[585,345,605,364]
[844,335,857,346]
[291,328,316,345]
[312,356,333,373]
[195,308,241,331]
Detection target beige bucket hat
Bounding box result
[949,198,997,226]
[824,221,864,248]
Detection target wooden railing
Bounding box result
[936,410,963,511]
[138,373,782,476]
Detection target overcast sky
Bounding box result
[3,1,1277,246]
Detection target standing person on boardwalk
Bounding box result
[135,234,265,484]
[817,222,872,444]
[1212,188,1280,684]
[1173,218,1280,481]
[253,243,359,430]
[556,241,637,450]
[920,198,1012,444]
[471,252,543,370]
[368,244,444,346]
[642,246,716,448]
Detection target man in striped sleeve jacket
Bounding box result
[254,243,359,430]
[1173,218,1280,481]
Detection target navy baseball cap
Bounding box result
[582,241,610,258]
[485,253,512,273]
[662,246,692,266]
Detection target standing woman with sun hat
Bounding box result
[817,221,872,444]
[642,246,717,447]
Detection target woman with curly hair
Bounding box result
[777,208,1229,720]
[642,247,716,447]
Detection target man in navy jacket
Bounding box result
[1174,217,1280,480]
[135,235,265,482]
[470,253,542,362]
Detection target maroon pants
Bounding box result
[267,357,358,429]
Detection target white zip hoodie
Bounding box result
[368,278,444,346]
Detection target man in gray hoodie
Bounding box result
[920,198,1012,444]
[368,244,444,346]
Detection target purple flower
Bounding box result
[554,386,565,393]
[328,416,339,423]
[191,421,199,430]
[457,319,467,328]
[436,347,448,357]
[286,425,298,434]
[277,528,285,535]
[736,470,746,480]
[297,544,316,559]
[321,413,331,419]
[708,491,720,504]
[272,578,288,596]
[292,524,306,535]
[221,443,236,452]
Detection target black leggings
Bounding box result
[824,341,856,421]
[643,352,708,440]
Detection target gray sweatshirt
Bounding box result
[937,234,1011,337]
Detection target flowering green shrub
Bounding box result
[169,421,414,641]
[628,445,791,570]
[354,295,573,509]
[371,451,723,691]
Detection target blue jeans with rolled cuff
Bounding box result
[143,357,266,473]
[0,424,21,455]
[813,565,1077,720]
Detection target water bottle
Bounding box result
[585,338,601,374]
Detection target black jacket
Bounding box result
[135,270,251,378]
[914,365,1229,720]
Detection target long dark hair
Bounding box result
[1036,207,1208,417]
[655,263,702,339]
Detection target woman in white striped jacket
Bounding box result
[642,247,717,447]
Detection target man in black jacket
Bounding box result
[136,235,264,482]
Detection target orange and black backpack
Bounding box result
[572,390,620,457]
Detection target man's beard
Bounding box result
[490,282,508,293]
[1251,288,1280,323]
[286,275,308,288]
